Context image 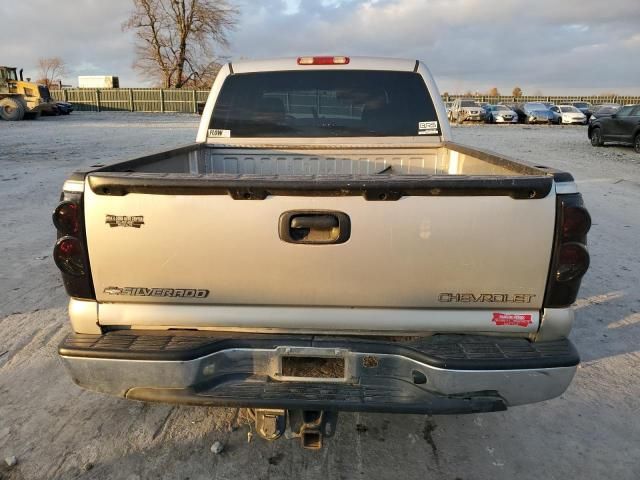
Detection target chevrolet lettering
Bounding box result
[438,293,537,303]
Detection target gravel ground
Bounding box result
[1,113,639,480]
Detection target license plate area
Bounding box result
[273,347,351,382]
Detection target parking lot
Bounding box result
[1,113,639,480]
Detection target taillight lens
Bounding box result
[562,206,591,240]
[544,193,591,308]
[53,201,80,235]
[54,236,86,276]
[556,243,590,282]
[53,192,95,299]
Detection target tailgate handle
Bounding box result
[291,215,338,230]
[279,211,350,245]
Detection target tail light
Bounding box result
[561,206,591,240]
[53,201,80,235]
[556,243,589,281]
[54,237,86,276]
[544,193,591,308]
[297,56,350,65]
[52,192,95,299]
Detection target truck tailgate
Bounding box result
[84,179,556,318]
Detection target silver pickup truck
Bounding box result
[54,56,590,448]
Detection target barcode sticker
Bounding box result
[418,121,438,135]
[207,129,231,138]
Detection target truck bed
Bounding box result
[94,142,551,177]
[85,142,560,201]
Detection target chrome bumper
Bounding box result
[60,332,578,413]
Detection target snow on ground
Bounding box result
[1,113,639,480]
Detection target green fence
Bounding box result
[50,89,640,113]
[50,89,211,113]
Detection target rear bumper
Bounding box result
[59,331,578,414]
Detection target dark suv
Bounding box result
[588,104,640,153]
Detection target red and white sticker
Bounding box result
[492,312,533,327]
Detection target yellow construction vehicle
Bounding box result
[0,66,55,120]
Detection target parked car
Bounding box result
[484,104,518,123]
[40,100,73,116]
[588,104,621,124]
[53,56,590,448]
[588,104,640,153]
[571,102,594,121]
[544,103,563,125]
[553,105,587,125]
[480,102,495,118]
[55,100,73,115]
[444,101,454,120]
[450,98,485,123]
[593,103,621,110]
[522,102,557,124]
[504,103,527,123]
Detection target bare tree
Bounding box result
[512,86,523,98]
[124,0,238,88]
[37,57,68,87]
[488,87,500,97]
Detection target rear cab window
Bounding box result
[209,70,439,137]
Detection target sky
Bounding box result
[1,0,639,95]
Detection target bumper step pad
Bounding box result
[60,331,579,370]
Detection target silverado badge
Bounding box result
[105,215,145,228]
[103,286,209,298]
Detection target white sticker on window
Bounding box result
[418,121,438,135]
[207,129,231,138]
